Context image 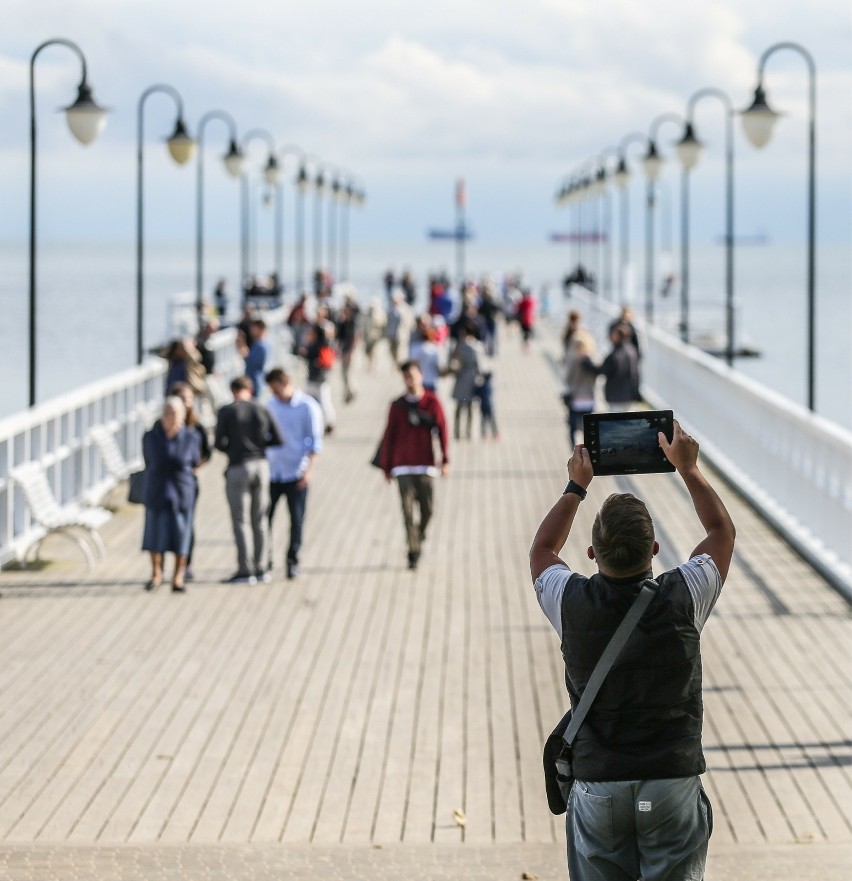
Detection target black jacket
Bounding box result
[560,568,705,781]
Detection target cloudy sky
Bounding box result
[1,0,850,245]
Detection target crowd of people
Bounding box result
[143,269,651,586]
[561,305,643,445]
[141,269,545,585]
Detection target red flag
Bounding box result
[455,178,466,208]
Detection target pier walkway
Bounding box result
[0,322,849,880]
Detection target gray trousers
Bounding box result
[396,474,433,555]
[566,777,712,881]
[225,459,270,575]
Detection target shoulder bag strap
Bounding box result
[563,578,658,746]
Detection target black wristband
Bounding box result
[563,480,587,500]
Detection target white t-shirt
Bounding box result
[534,554,722,639]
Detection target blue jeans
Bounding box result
[566,777,712,880]
[269,480,308,566]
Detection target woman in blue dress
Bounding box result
[141,396,201,592]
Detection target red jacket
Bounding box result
[517,295,535,327]
[378,391,449,475]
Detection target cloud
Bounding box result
[0,0,849,243]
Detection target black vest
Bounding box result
[560,568,705,781]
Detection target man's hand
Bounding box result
[568,444,593,488]
[660,418,736,583]
[529,448,589,583]
[441,463,450,478]
[659,419,699,474]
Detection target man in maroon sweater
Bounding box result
[378,361,450,570]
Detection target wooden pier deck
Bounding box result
[0,320,849,880]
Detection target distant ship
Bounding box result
[428,228,474,241]
[550,231,608,243]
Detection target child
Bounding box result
[475,363,499,440]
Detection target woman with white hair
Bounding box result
[141,396,201,592]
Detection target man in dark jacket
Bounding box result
[530,420,735,880]
[377,361,449,570]
[600,323,640,410]
[215,376,284,584]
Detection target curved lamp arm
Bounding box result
[29,38,107,406]
[613,132,647,188]
[643,113,684,182]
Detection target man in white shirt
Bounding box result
[265,368,324,580]
[529,420,735,881]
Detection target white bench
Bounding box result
[11,461,112,569]
[85,424,134,505]
[199,374,232,428]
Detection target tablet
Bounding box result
[582,410,675,475]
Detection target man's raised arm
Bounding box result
[659,420,736,583]
[529,444,594,583]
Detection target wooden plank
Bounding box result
[36,589,223,841]
[98,590,260,842]
[282,568,378,841]
[66,588,235,842]
[0,596,166,840]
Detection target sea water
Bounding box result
[0,239,849,430]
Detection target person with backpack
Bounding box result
[376,361,449,571]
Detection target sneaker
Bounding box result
[256,571,272,584]
[286,562,299,580]
[223,572,257,585]
[184,567,195,581]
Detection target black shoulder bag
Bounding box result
[543,578,659,815]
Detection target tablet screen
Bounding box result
[583,411,675,475]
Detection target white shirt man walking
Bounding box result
[265,367,324,579]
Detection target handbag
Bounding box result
[543,578,659,815]
[127,469,146,505]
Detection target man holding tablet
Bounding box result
[530,419,736,881]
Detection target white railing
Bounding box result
[0,307,291,568]
[570,288,852,599]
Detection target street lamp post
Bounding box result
[261,154,283,287]
[676,88,735,360]
[570,180,582,269]
[346,177,367,284]
[195,110,243,329]
[295,163,311,294]
[340,176,366,281]
[136,85,196,364]
[340,182,353,283]
[29,38,107,407]
[595,149,620,301]
[642,113,684,323]
[740,42,817,410]
[240,129,277,298]
[328,175,341,283]
[613,132,646,301]
[266,145,303,296]
[313,167,327,288]
[577,175,588,270]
